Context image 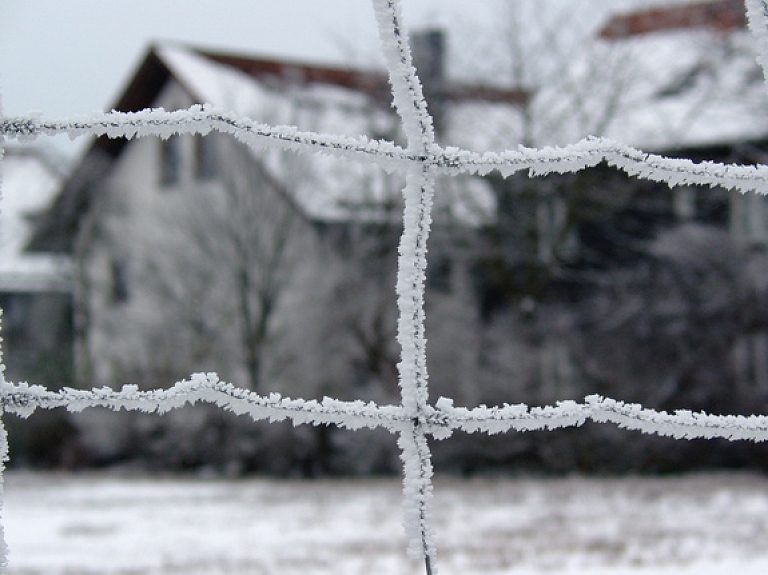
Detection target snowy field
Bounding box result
[5,471,768,575]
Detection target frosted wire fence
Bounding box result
[5,0,768,573]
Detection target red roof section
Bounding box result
[196,47,529,107]
[598,0,746,39]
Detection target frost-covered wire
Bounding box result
[4,381,768,443]
[746,0,768,85]
[0,373,408,431]
[428,396,768,441]
[0,110,8,575]
[372,0,435,153]
[0,107,409,174]
[373,0,439,569]
[3,1,768,574]
[441,138,768,194]
[394,166,437,570]
[5,114,768,194]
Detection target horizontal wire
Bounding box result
[0,373,409,432]
[2,2,767,574]
[3,108,768,193]
[3,376,768,443]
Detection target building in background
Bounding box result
[0,145,76,469]
[26,38,531,473]
[0,145,73,387]
[21,0,768,474]
[29,38,526,394]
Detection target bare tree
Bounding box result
[448,0,636,147]
[145,135,306,391]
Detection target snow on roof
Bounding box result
[156,45,514,225]
[159,46,388,137]
[535,25,768,151]
[0,147,73,292]
[0,255,73,293]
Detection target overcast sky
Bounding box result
[1,0,658,159]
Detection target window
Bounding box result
[160,136,181,186]
[537,195,577,264]
[731,192,768,242]
[674,186,696,220]
[427,256,452,293]
[540,337,575,401]
[655,63,710,99]
[110,260,129,304]
[194,134,217,180]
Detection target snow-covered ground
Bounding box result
[4,471,768,575]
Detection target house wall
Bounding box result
[78,80,227,387]
[69,77,488,449]
[76,78,436,398]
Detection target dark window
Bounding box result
[427,256,452,293]
[160,136,181,186]
[194,134,217,180]
[111,261,129,304]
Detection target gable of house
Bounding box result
[0,145,74,389]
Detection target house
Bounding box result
[27,0,768,474]
[588,0,768,393]
[0,145,78,468]
[470,0,767,325]
[455,0,768,473]
[29,38,527,406]
[0,145,73,387]
[476,0,768,351]
[596,0,768,247]
[481,0,768,301]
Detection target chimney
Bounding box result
[411,30,447,136]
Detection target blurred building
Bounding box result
[22,0,768,473]
[28,38,526,398]
[0,145,73,388]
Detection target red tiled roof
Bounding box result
[598,0,746,39]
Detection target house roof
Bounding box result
[95,43,528,159]
[598,0,746,39]
[533,0,768,152]
[158,44,518,222]
[30,42,528,251]
[0,146,72,292]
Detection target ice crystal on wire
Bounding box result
[3,1,768,574]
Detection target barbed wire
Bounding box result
[2,1,768,574]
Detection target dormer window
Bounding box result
[160,136,181,186]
